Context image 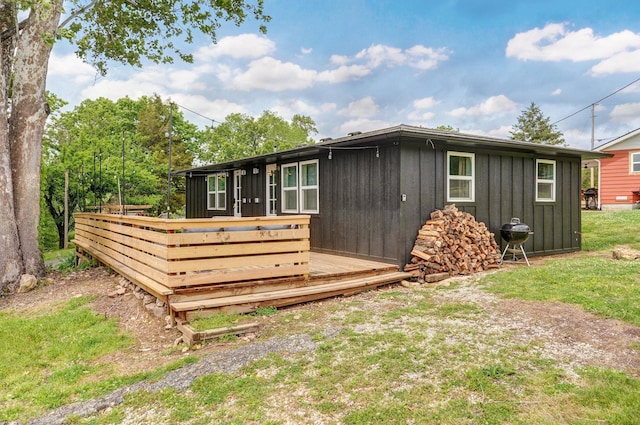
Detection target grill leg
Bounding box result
[500,243,531,266]
[500,244,510,264]
[519,245,531,267]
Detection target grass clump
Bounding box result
[479,256,640,326]
[0,297,132,421]
[581,210,640,251]
[190,306,277,332]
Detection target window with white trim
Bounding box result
[281,160,319,213]
[447,152,475,202]
[207,172,227,210]
[536,159,556,202]
[631,152,640,173]
[300,160,319,213]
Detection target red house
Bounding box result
[595,128,640,210]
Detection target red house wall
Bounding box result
[599,148,640,207]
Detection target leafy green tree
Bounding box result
[42,96,197,247]
[135,95,197,214]
[1,0,269,289]
[199,111,318,164]
[510,102,565,145]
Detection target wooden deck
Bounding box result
[73,213,411,321]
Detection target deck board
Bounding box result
[308,252,398,278]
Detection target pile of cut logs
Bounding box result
[404,204,501,282]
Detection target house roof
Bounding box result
[594,127,640,152]
[175,124,610,175]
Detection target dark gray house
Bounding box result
[176,125,607,268]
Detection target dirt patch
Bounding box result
[431,275,640,377]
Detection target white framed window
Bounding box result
[281,160,319,214]
[630,152,640,173]
[447,152,475,202]
[300,160,319,213]
[281,163,299,213]
[207,172,227,210]
[536,159,556,202]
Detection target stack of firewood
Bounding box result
[404,204,501,282]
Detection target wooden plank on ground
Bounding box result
[182,272,413,318]
[177,320,260,345]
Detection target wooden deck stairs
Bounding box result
[170,266,411,319]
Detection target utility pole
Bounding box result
[167,102,173,217]
[590,103,597,188]
[591,103,596,150]
[64,169,69,249]
[122,130,126,214]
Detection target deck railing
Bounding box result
[73,213,311,301]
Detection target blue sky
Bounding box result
[47,0,640,151]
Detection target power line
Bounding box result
[173,102,222,127]
[552,76,640,125]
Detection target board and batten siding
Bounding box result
[399,141,582,268]
[185,175,209,218]
[311,144,402,264]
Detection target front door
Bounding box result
[266,163,278,216]
[233,169,242,217]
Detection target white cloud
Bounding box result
[317,64,371,83]
[590,50,640,75]
[406,96,439,123]
[407,110,436,122]
[354,43,449,70]
[462,125,513,139]
[551,88,562,95]
[405,45,450,70]
[230,57,317,91]
[335,118,394,136]
[48,53,97,84]
[80,69,167,101]
[195,34,276,60]
[506,23,640,75]
[320,103,337,113]
[166,67,209,91]
[610,102,640,123]
[339,97,378,118]
[413,96,439,109]
[330,54,350,65]
[170,94,245,123]
[301,47,313,55]
[449,95,518,117]
[356,44,406,67]
[270,98,324,118]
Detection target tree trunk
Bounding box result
[0,1,23,292]
[9,2,63,278]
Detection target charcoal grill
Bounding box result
[499,218,533,266]
[584,188,598,210]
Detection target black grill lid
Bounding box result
[500,218,532,245]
